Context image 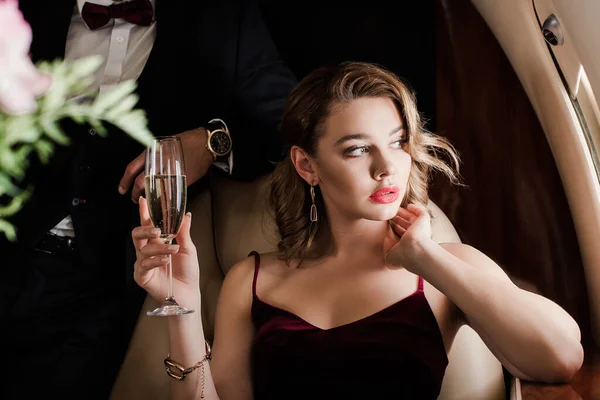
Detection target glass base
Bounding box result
[147,297,195,316]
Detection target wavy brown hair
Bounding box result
[268,61,462,264]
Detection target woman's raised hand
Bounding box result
[132,197,201,304]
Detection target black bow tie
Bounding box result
[81,0,154,30]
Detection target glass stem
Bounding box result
[164,238,174,302]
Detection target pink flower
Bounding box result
[0,0,52,115]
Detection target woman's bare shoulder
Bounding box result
[239,251,301,293]
[255,251,298,276]
[225,251,292,279]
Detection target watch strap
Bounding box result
[206,118,232,172]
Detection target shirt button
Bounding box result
[78,165,90,173]
[88,128,97,136]
[116,35,124,43]
[72,198,80,206]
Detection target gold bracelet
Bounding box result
[164,340,212,397]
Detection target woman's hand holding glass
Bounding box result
[133,197,200,308]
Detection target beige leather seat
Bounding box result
[111,172,510,400]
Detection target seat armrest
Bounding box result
[519,357,600,399]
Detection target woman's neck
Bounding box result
[313,215,391,265]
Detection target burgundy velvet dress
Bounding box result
[249,252,449,399]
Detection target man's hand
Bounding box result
[118,127,214,203]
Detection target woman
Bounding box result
[132,61,583,399]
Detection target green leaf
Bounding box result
[35,60,51,73]
[67,55,103,80]
[10,146,33,179]
[34,139,55,164]
[61,103,90,124]
[88,118,107,136]
[0,147,18,175]
[111,110,153,146]
[67,111,87,124]
[0,184,32,242]
[4,115,40,146]
[0,186,32,217]
[0,219,16,242]
[92,80,137,113]
[0,172,21,197]
[39,118,70,146]
[103,94,139,120]
[40,71,69,111]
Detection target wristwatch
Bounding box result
[205,118,232,164]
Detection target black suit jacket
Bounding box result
[3,1,297,278]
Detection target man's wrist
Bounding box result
[196,126,215,165]
[203,119,233,175]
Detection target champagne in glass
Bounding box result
[144,136,194,316]
[145,174,187,242]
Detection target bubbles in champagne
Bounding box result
[145,174,187,241]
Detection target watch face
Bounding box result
[209,130,232,156]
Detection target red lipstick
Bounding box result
[369,186,399,204]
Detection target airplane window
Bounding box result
[534,0,600,180]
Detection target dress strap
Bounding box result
[417,276,424,292]
[248,251,261,298]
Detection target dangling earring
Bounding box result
[310,184,318,222]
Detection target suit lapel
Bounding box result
[133,0,164,135]
[134,1,212,137]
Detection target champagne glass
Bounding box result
[144,136,194,316]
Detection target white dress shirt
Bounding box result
[51,0,231,237]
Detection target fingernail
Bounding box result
[150,228,160,236]
[139,195,144,203]
[161,257,169,262]
[118,186,125,194]
[186,212,192,219]
[168,245,179,251]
